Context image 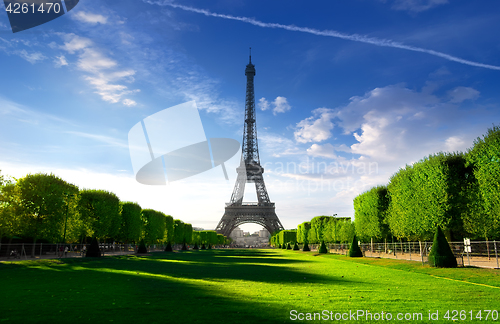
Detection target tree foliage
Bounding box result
[142,209,166,244]
[78,189,120,241]
[354,186,390,242]
[386,153,470,241]
[15,173,79,245]
[465,125,500,240]
[118,202,142,243]
[173,219,185,244]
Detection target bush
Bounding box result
[286,243,292,250]
[348,235,363,257]
[293,242,300,250]
[137,239,148,254]
[181,242,188,251]
[85,237,101,257]
[318,241,328,253]
[201,243,206,250]
[164,242,173,252]
[193,243,199,250]
[302,242,310,252]
[428,226,457,268]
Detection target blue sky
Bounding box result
[1,0,500,233]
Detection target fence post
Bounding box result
[494,240,499,269]
[409,242,411,261]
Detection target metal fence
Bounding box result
[304,241,500,269]
[0,242,168,260]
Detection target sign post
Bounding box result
[464,238,471,266]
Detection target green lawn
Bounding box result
[1,249,499,323]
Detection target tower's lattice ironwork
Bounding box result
[216,52,284,237]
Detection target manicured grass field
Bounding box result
[1,249,499,323]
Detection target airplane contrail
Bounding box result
[148,1,500,71]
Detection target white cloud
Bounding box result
[77,48,117,73]
[58,33,139,106]
[15,50,46,64]
[60,33,93,53]
[448,86,480,103]
[272,96,291,115]
[72,11,108,25]
[444,136,465,152]
[260,133,300,157]
[54,55,68,68]
[123,99,137,107]
[390,0,448,13]
[306,143,337,159]
[258,97,269,111]
[294,108,335,143]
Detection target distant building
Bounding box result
[229,226,270,247]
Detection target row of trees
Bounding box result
[0,172,229,249]
[354,126,500,242]
[270,216,356,247]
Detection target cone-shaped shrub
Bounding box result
[293,242,300,250]
[286,243,292,250]
[282,243,287,249]
[302,242,310,252]
[208,244,212,249]
[201,243,206,250]
[318,241,328,253]
[278,244,281,249]
[86,237,101,257]
[348,234,363,257]
[182,242,188,250]
[193,243,199,250]
[164,242,173,252]
[137,239,148,254]
[428,226,457,268]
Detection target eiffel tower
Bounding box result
[216,51,284,237]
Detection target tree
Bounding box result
[206,231,218,248]
[142,209,166,244]
[310,216,334,243]
[184,223,193,245]
[354,186,390,242]
[0,182,21,243]
[165,215,174,244]
[465,125,500,240]
[338,220,355,244]
[15,173,78,255]
[173,219,184,245]
[78,189,121,242]
[297,222,311,244]
[387,153,470,241]
[118,202,142,243]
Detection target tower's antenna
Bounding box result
[249,47,252,63]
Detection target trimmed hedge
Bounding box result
[428,226,457,268]
[85,237,101,257]
[318,241,328,253]
[348,234,363,257]
[137,239,148,254]
[293,242,300,250]
[302,242,310,252]
[164,242,173,252]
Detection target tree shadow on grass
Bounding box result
[1,250,366,323]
